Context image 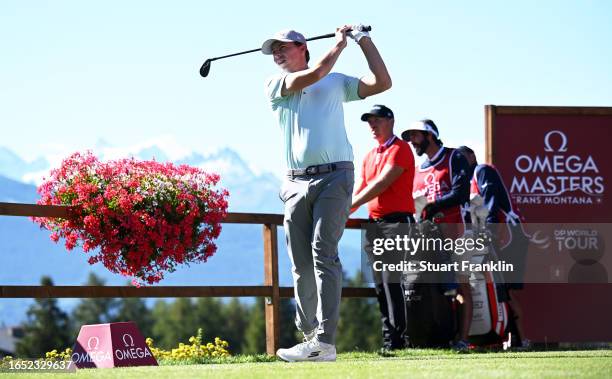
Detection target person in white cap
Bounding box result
[401,119,473,351]
[263,25,391,362]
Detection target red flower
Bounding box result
[33,151,229,285]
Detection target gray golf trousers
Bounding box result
[280,164,354,345]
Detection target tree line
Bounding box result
[15,271,381,358]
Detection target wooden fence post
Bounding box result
[263,223,280,355]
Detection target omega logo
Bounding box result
[87,336,100,351]
[423,173,435,185]
[122,333,135,347]
[543,130,568,153]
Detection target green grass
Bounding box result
[5,349,612,378]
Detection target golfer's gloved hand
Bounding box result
[348,24,370,43]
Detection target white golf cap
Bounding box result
[261,30,307,55]
[401,119,440,141]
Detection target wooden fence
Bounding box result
[0,202,374,355]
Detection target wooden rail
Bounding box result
[0,202,373,355]
[0,286,375,299]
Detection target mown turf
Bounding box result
[6,349,612,378]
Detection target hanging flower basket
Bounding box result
[33,151,229,285]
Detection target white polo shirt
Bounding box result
[265,72,362,170]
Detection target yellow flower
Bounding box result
[142,331,231,362]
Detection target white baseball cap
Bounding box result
[261,30,307,55]
[401,119,440,140]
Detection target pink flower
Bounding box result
[32,151,229,285]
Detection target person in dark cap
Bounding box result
[351,104,415,352]
[263,25,392,362]
[402,120,473,351]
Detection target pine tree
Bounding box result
[193,297,225,344]
[112,285,153,338]
[149,300,171,348]
[151,298,196,349]
[336,271,382,352]
[221,298,249,354]
[71,272,117,336]
[241,297,298,354]
[241,298,265,354]
[279,298,299,348]
[15,276,72,358]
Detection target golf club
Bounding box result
[200,26,372,77]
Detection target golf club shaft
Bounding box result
[200,26,371,77]
[209,26,370,62]
[209,34,335,61]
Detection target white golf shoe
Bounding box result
[276,338,337,362]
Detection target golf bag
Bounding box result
[466,195,511,346]
[468,264,510,345]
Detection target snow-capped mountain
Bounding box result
[176,148,281,213]
[0,147,49,184]
[0,175,38,203]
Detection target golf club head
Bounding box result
[200,59,212,77]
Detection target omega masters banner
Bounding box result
[486,105,612,343]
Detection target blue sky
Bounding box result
[1,0,611,176]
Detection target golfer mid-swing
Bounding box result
[263,24,391,362]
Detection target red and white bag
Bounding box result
[469,269,509,344]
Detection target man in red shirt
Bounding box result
[351,104,415,351]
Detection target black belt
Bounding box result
[287,161,354,177]
[370,212,415,224]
